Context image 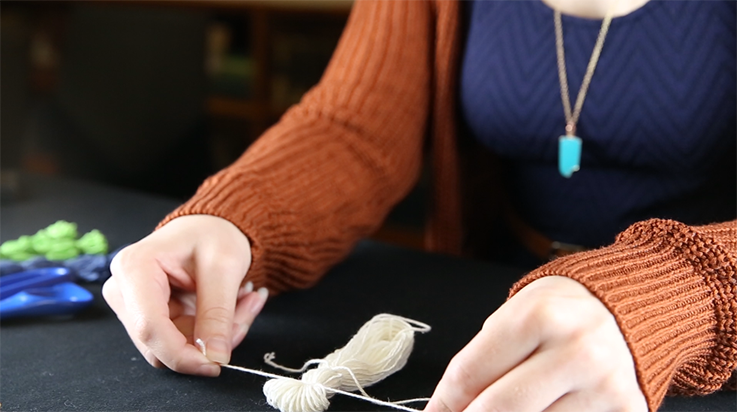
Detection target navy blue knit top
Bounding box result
[460,0,736,248]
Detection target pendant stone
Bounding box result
[558,135,582,178]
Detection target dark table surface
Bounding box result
[1,173,735,411]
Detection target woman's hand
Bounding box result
[102,215,267,377]
[425,276,647,412]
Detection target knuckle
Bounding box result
[101,277,117,302]
[166,354,187,373]
[203,253,247,277]
[132,317,157,346]
[199,305,233,328]
[571,334,614,368]
[440,355,477,402]
[527,296,572,336]
[110,246,143,278]
[603,375,630,398]
[526,294,608,340]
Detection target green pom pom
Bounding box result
[1,221,107,262]
[77,229,109,255]
[44,238,80,261]
[31,230,55,254]
[45,220,78,240]
[0,235,34,258]
[6,251,35,261]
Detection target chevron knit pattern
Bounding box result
[159,1,736,410]
[460,0,736,247]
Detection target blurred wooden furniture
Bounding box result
[13,0,352,136]
[138,0,353,12]
[5,0,425,249]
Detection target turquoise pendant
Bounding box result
[558,135,582,178]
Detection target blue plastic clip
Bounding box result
[0,267,94,319]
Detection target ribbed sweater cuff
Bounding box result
[157,169,308,295]
[510,219,737,411]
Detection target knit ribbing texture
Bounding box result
[511,219,737,411]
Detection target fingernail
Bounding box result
[195,338,206,356]
[257,286,269,301]
[232,323,250,347]
[244,281,253,294]
[247,287,268,315]
[204,337,230,365]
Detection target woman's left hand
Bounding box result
[424,276,648,412]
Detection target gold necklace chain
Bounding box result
[554,5,618,136]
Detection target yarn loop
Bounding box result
[254,314,430,412]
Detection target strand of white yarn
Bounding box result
[211,313,432,412]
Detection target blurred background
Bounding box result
[1,0,425,248]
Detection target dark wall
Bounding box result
[2,2,211,199]
[1,7,31,172]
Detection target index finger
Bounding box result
[424,302,541,412]
[112,254,218,376]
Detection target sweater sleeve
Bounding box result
[510,219,737,411]
[158,0,433,293]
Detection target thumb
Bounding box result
[193,261,247,365]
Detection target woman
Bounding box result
[103,1,736,411]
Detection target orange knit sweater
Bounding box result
[161,1,736,410]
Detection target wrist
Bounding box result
[510,219,737,411]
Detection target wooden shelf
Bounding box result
[0,0,354,14]
[206,96,289,121]
[207,96,262,120]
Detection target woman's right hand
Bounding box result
[102,215,267,376]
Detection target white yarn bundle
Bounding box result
[220,313,431,412]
